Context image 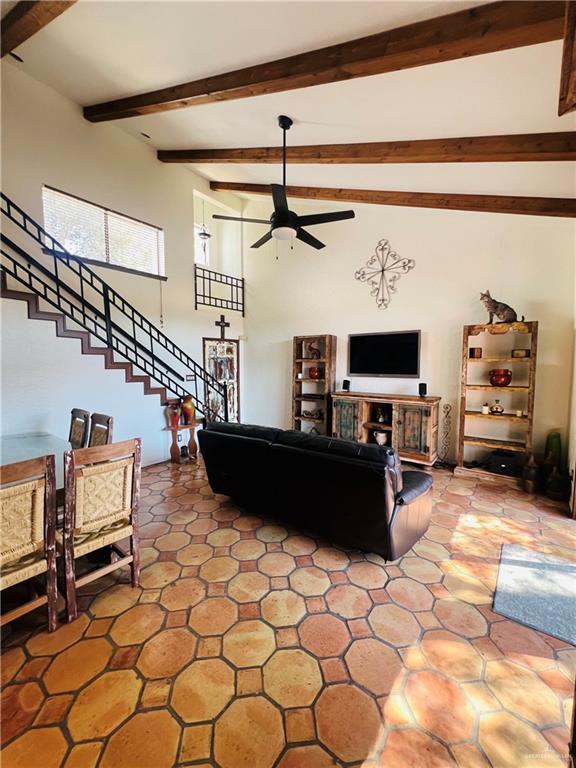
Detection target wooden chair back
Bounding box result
[0,455,55,566]
[65,438,141,535]
[88,413,113,447]
[68,408,90,449]
[0,455,58,631]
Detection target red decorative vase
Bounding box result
[181,395,196,424]
[309,367,322,380]
[489,369,512,387]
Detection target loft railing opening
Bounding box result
[0,193,228,421]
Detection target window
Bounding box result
[42,186,165,279]
[194,224,210,266]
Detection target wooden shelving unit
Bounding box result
[455,321,538,484]
[292,335,336,436]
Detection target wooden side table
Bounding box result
[165,420,202,464]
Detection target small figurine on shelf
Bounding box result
[167,402,181,429]
[181,395,196,425]
[376,408,385,423]
[481,403,490,415]
[489,400,504,416]
[306,340,321,359]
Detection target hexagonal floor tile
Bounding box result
[228,572,270,603]
[26,614,89,656]
[400,557,443,584]
[256,525,288,542]
[282,535,317,556]
[485,659,562,726]
[479,711,566,768]
[189,597,239,636]
[387,578,434,611]
[230,539,267,561]
[1,647,25,686]
[345,638,403,696]
[312,547,350,571]
[443,573,492,605]
[434,598,488,639]
[100,711,180,768]
[258,553,296,577]
[368,604,421,646]
[299,614,350,658]
[110,604,164,646]
[326,584,372,619]
[88,585,141,619]
[207,528,241,547]
[155,531,191,552]
[347,561,387,589]
[140,562,181,589]
[261,590,306,627]
[490,621,555,670]
[137,628,197,678]
[176,542,213,566]
[160,577,205,611]
[289,567,331,597]
[278,745,339,768]
[214,696,284,768]
[263,649,322,707]
[1,682,44,745]
[223,620,275,668]
[43,638,112,693]
[199,556,239,583]
[315,684,382,763]
[67,670,141,741]
[380,728,457,767]
[171,659,234,723]
[421,630,483,682]
[0,727,68,768]
[404,670,475,743]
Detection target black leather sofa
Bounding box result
[198,422,433,561]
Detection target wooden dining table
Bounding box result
[1,432,71,490]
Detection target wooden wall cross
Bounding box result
[215,314,230,340]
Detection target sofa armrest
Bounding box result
[396,470,433,505]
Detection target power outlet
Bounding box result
[185,375,195,381]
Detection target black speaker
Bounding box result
[418,382,427,398]
[342,379,351,392]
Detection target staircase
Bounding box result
[0,193,228,419]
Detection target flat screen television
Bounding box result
[348,331,421,378]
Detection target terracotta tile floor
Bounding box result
[1,461,575,768]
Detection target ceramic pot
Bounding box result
[309,367,322,380]
[181,395,196,425]
[489,369,512,387]
[373,431,388,446]
[168,404,181,429]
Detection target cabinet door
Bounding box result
[396,405,431,461]
[333,400,358,441]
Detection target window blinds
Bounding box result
[42,187,165,278]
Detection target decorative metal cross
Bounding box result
[215,314,230,340]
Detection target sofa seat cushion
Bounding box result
[396,471,433,505]
[277,430,393,464]
[205,422,282,442]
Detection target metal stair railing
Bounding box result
[1,193,228,420]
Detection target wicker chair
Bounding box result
[68,408,90,450]
[0,455,58,631]
[88,413,113,447]
[62,438,141,622]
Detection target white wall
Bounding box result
[1,63,245,464]
[242,198,575,462]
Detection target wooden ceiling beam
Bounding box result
[559,1,576,114]
[1,1,77,58]
[84,1,565,122]
[209,181,576,218]
[158,132,576,164]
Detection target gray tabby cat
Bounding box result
[480,290,524,324]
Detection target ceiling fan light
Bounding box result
[272,226,296,241]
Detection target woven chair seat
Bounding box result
[57,518,132,559]
[0,549,48,590]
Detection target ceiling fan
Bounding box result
[212,115,355,250]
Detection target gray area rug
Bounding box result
[493,544,576,645]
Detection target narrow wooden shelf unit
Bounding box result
[292,335,336,436]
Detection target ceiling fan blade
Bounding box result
[213,214,270,224]
[297,210,356,227]
[271,184,289,217]
[297,228,325,250]
[251,230,273,248]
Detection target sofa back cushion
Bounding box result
[205,421,282,443]
[277,430,394,464]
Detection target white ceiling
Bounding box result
[3,0,575,198]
